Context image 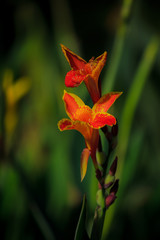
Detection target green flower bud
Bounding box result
[96,189,105,208]
[104,174,115,189]
[96,150,106,166]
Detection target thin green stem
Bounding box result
[91,206,106,240]
[90,130,114,240]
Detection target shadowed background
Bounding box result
[0,0,160,239]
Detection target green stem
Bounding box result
[91,206,106,240]
[90,134,108,240]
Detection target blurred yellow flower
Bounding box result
[2,69,31,135]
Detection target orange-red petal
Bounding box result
[58,119,74,131]
[83,52,107,103]
[65,70,86,87]
[92,92,122,113]
[73,105,92,122]
[58,118,92,143]
[80,148,91,181]
[90,113,116,128]
[91,51,107,83]
[63,90,85,119]
[61,44,86,70]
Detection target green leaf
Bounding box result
[102,36,159,240]
[74,195,89,240]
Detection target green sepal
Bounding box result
[96,151,106,166]
[96,189,105,208]
[104,174,115,186]
[74,195,89,240]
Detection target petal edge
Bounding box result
[90,113,116,128]
[58,119,74,131]
[63,91,85,119]
[61,44,86,70]
[92,92,123,113]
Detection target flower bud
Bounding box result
[96,150,106,166]
[110,179,119,195]
[98,182,102,189]
[105,193,117,208]
[96,169,103,181]
[101,126,112,142]
[111,121,118,137]
[109,156,118,176]
[106,131,112,142]
[96,189,105,208]
[101,125,108,135]
[111,138,118,150]
[104,173,115,189]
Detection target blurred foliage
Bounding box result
[0,0,160,239]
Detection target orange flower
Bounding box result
[61,44,107,103]
[58,90,122,181]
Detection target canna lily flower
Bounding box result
[58,90,122,181]
[61,44,107,103]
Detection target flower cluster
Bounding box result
[58,45,122,208]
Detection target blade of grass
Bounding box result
[118,36,159,170]
[47,132,73,221]
[50,0,80,54]
[10,158,57,240]
[102,0,133,92]
[118,127,144,199]
[102,36,159,240]
[74,195,89,240]
[31,202,56,240]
